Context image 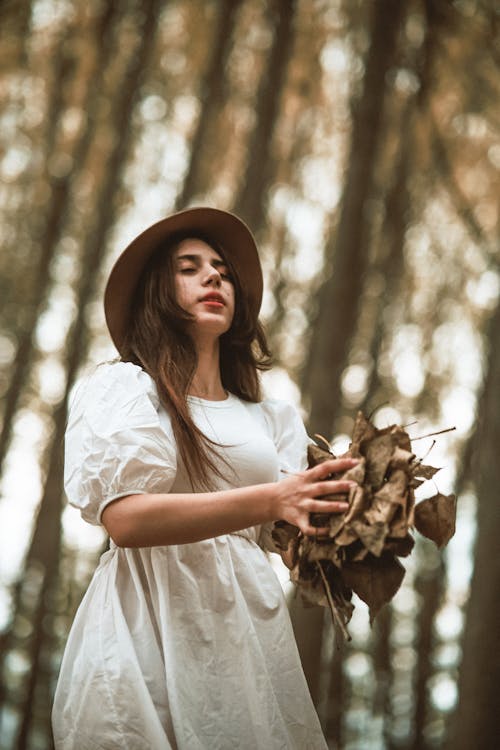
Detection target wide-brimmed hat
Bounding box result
[104,207,263,355]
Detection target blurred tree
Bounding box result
[302,0,409,439]
[0,2,122,478]
[412,545,446,750]
[0,2,164,746]
[448,298,500,750]
[232,0,297,233]
[360,101,413,416]
[0,15,78,477]
[175,0,243,208]
[372,607,394,748]
[325,636,345,748]
[0,0,32,69]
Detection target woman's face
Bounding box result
[173,238,235,339]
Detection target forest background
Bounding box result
[0,1,498,748]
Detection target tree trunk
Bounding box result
[447,299,500,750]
[372,605,394,747]
[232,0,297,234]
[175,0,243,208]
[302,0,407,439]
[0,0,33,68]
[361,103,412,413]
[325,638,345,748]
[0,3,164,746]
[289,595,326,707]
[412,546,445,750]
[0,2,121,478]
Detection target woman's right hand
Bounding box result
[271,457,360,537]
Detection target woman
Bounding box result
[52,207,358,749]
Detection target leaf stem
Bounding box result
[410,426,456,441]
[313,433,333,452]
[315,561,351,642]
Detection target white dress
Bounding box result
[52,361,327,750]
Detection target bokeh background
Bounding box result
[0,1,498,748]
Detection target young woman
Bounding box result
[52,207,358,749]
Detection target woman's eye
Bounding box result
[180,267,196,274]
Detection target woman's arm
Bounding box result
[102,457,359,547]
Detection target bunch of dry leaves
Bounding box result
[272,411,457,641]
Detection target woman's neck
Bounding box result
[189,339,226,400]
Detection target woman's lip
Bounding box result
[201,299,224,307]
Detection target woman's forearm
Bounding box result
[101,457,358,548]
[101,483,276,547]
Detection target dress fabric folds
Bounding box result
[52,361,328,750]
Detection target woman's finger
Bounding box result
[308,457,360,480]
[301,524,331,537]
[308,499,349,513]
[310,480,354,497]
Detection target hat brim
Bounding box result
[104,207,263,355]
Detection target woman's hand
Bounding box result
[271,457,360,537]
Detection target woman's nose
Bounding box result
[203,265,221,286]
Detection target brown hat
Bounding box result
[104,207,263,355]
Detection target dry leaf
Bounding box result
[390,447,415,470]
[351,411,376,448]
[411,461,441,480]
[413,493,457,547]
[328,514,345,538]
[342,555,405,624]
[343,485,366,524]
[271,520,299,551]
[351,520,389,557]
[286,410,455,640]
[307,443,333,466]
[363,434,395,488]
[384,534,415,557]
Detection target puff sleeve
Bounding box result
[256,399,311,553]
[64,361,177,526]
[259,399,310,475]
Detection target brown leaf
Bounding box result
[389,508,410,539]
[328,514,345,538]
[364,470,407,526]
[307,443,332,467]
[363,433,395,488]
[413,493,457,548]
[306,540,341,565]
[409,477,425,489]
[390,447,416,471]
[384,534,415,557]
[351,411,377,449]
[343,459,366,484]
[390,424,412,451]
[335,526,358,546]
[271,521,300,551]
[351,520,389,557]
[351,544,370,562]
[342,555,406,623]
[323,561,354,612]
[343,485,367,524]
[411,461,441,480]
[307,441,348,527]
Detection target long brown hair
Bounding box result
[120,232,272,490]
